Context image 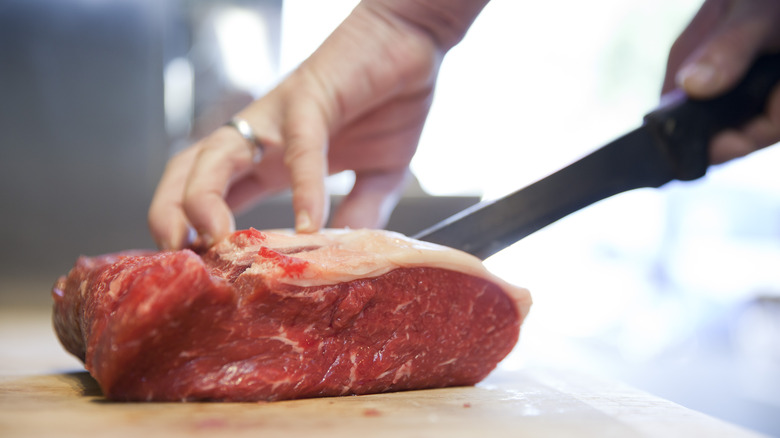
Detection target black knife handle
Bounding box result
[644,52,780,181]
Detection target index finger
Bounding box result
[182,127,258,247]
[148,146,199,250]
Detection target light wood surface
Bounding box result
[0,308,766,438]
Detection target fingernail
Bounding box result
[296,210,312,233]
[160,227,192,251]
[677,62,718,90]
[200,232,214,248]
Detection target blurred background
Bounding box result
[1,0,779,435]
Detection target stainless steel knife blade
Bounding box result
[413,53,780,260]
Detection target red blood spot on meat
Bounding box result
[257,246,309,277]
[234,227,267,244]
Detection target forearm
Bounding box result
[363,0,491,51]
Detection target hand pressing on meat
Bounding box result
[662,0,780,164]
[148,0,489,250]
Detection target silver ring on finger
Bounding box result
[225,117,265,163]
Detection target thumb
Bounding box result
[677,2,776,98]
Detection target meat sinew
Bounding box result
[52,228,531,402]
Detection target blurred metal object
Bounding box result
[173,0,282,146]
[0,0,282,283]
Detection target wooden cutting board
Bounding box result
[0,309,764,438]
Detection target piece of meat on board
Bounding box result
[52,228,532,402]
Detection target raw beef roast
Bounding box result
[52,228,531,401]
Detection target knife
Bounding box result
[413,53,780,260]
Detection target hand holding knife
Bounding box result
[414,54,780,260]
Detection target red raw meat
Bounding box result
[52,228,531,402]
